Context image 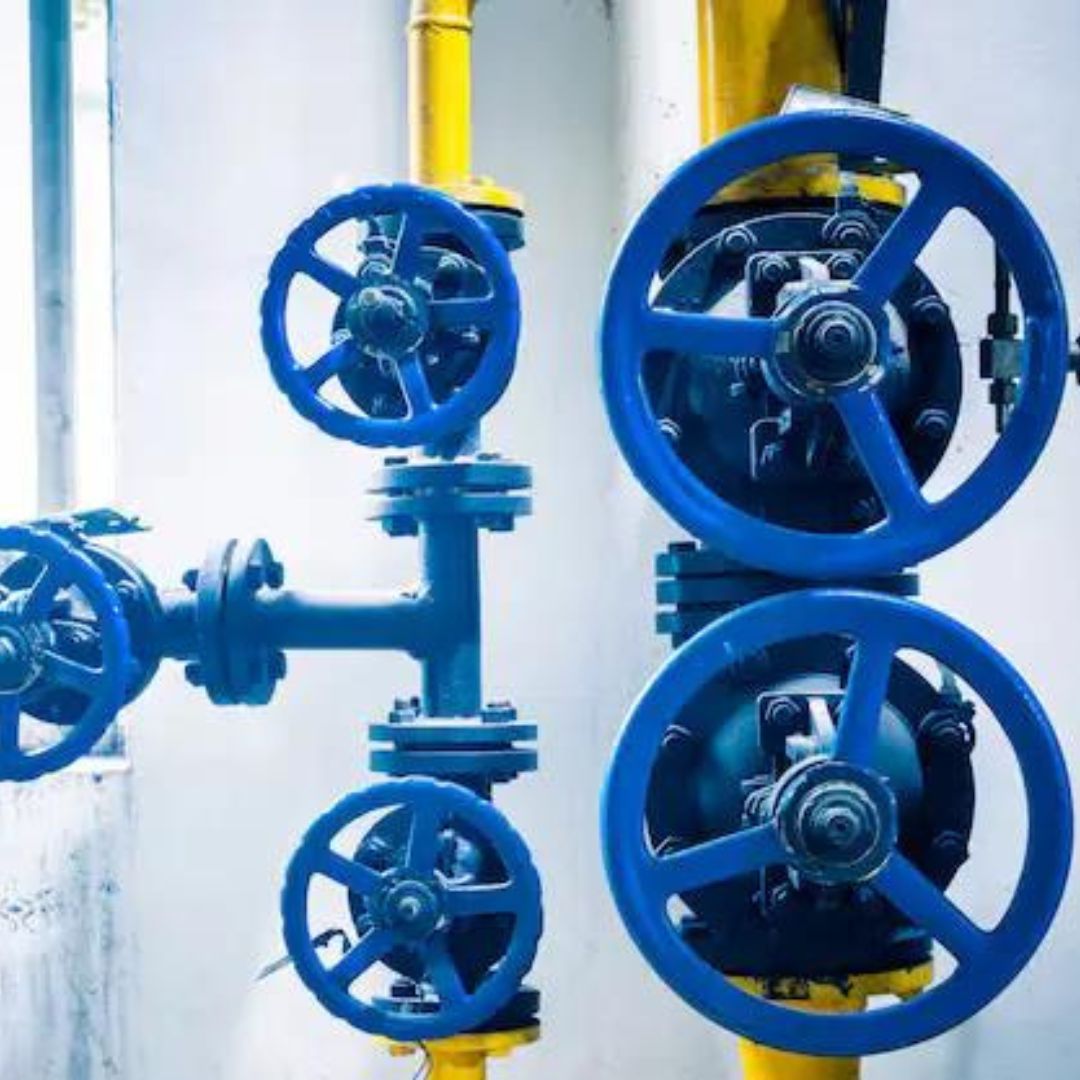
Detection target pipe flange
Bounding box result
[186,538,287,705]
[368,455,532,536]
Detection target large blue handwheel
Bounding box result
[282,778,542,1040]
[602,589,1071,1056]
[0,526,131,782]
[261,183,519,447]
[601,111,1068,577]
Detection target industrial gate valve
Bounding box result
[602,589,1071,1055]
[0,526,132,781]
[261,183,520,447]
[281,778,542,1040]
[601,110,1068,577]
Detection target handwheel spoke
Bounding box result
[441,881,519,918]
[392,212,430,281]
[834,632,897,766]
[313,850,384,896]
[854,183,953,307]
[642,309,779,359]
[650,823,784,897]
[295,249,358,298]
[303,341,357,390]
[425,938,466,1004]
[405,801,446,876]
[428,296,497,331]
[40,651,104,696]
[23,562,70,619]
[834,390,929,526]
[395,352,436,417]
[0,695,21,755]
[875,853,990,966]
[328,927,394,988]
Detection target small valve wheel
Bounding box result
[281,778,542,1040]
[602,589,1071,1055]
[601,111,1069,576]
[261,183,520,448]
[0,526,131,781]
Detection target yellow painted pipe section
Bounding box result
[732,966,933,1080]
[384,1026,539,1080]
[698,0,840,144]
[696,0,902,205]
[407,0,521,210]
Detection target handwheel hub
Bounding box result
[377,879,442,940]
[772,759,897,885]
[770,292,883,402]
[345,270,429,362]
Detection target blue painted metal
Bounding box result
[601,111,1069,577]
[281,778,542,1040]
[0,527,131,782]
[144,455,529,737]
[261,184,519,448]
[0,453,534,789]
[602,588,1072,1056]
[369,699,537,784]
[644,206,963,537]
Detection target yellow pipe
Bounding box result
[407,0,521,210]
[738,997,861,1080]
[697,0,840,146]
[696,0,902,205]
[731,966,933,1080]
[384,1026,539,1080]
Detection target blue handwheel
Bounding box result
[601,111,1068,577]
[0,526,131,782]
[261,183,519,447]
[602,589,1071,1056]
[282,778,542,1040]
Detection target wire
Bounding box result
[409,1042,433,1080]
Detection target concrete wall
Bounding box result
[98,1,1080,1078]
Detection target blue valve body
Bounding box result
[282,778,542,1040]
[602,588,1071,1055]
[0,526,131,782]
[601,111,1068,577]
[261,183,520,448]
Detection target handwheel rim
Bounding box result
[0,527,130,782]
[601,111,1068,577]
[261,184,520,448]
[602,589,1072,1055]
[282,777,542,1040]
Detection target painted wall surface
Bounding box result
[100,2,1080,1079]
[0,767,134,1080]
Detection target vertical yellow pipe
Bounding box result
[737,999,861,1080]
[695,0,900,205]
[408,0,475,191]
[407,0,520,210]
[696,0,841,146]
[730,968,932,1080]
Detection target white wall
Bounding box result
[106,2,1080,1079]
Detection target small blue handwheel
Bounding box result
[282,778,542,1040]
[602,589,1071,1055]
[601,111,1068,577]
[0,527,132,782]
[261,183,519,448]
